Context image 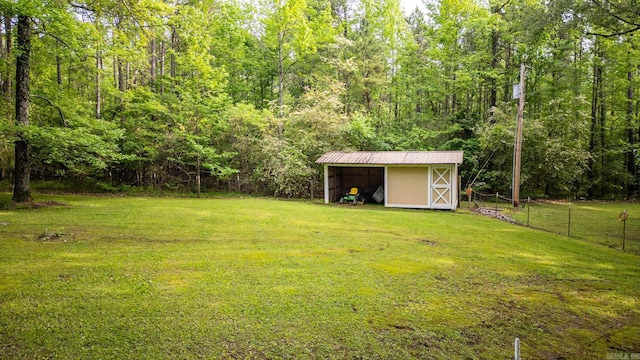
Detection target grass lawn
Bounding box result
[0,193,638,359]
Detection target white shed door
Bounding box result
[430,167,453,209]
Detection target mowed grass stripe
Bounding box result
[0,193,638,359]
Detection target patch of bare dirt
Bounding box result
[11,201,67,209]
[419,239,438,246]
[35,229,68,242]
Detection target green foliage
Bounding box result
[285,77,349,157]
[254,136,315,197]
[343,113,379,150]
[1,0,638,198]
[24,118,125,177]
[221,104,272,180]
[471,105,516,193]
[524,108,590,197]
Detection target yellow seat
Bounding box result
[349,187,359,195]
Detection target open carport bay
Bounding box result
[326,166,384,203]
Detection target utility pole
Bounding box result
[512,63,526,207]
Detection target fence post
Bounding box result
[514,337,520,360]
[618,210,628,250]
[496,192,499,211]
[623,219,626,250]
[622,210,627,251]
[527,197,530,227]
[568,205,572,237]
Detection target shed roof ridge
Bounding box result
[315,150,464,165]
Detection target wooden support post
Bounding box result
[568,205,572,237]
[513,63,526,207]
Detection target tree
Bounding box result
[260,0,334,122]
[13,14,32,202]
[158,0,235,193]
[0,0,637,200]
[586,0,640,38]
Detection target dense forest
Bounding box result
[0,0,638,201]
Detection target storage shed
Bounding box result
[316,151,464,210]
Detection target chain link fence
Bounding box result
[466,190,640,255]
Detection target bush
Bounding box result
[254,136,315,198]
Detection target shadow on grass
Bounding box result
[0,197,67,211]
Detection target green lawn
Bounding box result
[0,193,638,359]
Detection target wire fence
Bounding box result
[466,190,640,255]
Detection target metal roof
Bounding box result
[315,151,464,165]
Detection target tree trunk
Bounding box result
[598,66,605,177]
[113,56,117,90]
[150,37,157,84]
[277,31,284,118]
[0,19,3,92]
[589,50,605,198]
[126,61,131,88]
[626,69,636,196]
[96,48,102,119]
[196,157,201,198]
[489,29,498,110]
[277,31,285,135]
[118,58,125,92]
[159,41,165,94]
[451,72,457,116]
[588,59,600,198]
[55,39,63,87]
[170,28,177,79]
[13,15,32,203]
[2,16,12,96]
[502,43,512,103]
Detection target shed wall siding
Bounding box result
[386,167,429,207]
